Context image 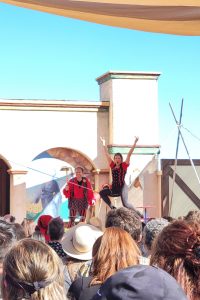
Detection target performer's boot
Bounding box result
[67,217,76,228]
[99,189,116,210]
[80,216,86,223]
[109,204,116,209]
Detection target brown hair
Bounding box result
[75,166,84,172]
[21,218,35,238]
[2,238,66,300]
[91,227,140,285]
[150,220,200,300]
[185,210,200,224]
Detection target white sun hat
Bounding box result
[61,222,103,260]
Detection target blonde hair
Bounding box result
[21,218,36,238]
[2,238,66,300]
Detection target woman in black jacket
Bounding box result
[68,226,141,300]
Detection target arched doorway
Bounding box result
[0,158,10,216]
[25,147,96,221]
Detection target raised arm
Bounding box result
[100,136,112,165]
[125,136,139,164]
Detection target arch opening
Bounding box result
[25,147,96,221]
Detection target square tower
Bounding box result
[96,71,161,145]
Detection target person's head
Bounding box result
[92,265,187,300]
[1,239,66,300]
[3,214,16,223]
[133,176,142,188]
[105,207,142,243]
[150,220,200,300]
[32,227,46,243]
[143,218,169,255]
[75,166,84,180]
[40,180,60,204]
[113,153,123,165]
[162,215,176,222]
[21,218,35,238]
[11,223,26,240]
[184,210,200,224]
[61,222,103,261]
[91,227,140,285]
[37,214,53,242]
[0,220,17,266]
[48,217,65,241]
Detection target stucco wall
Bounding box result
[97,71,160,145]
[0,108,109,167]
[0,71,161,222]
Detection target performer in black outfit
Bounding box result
[99,136,140,212]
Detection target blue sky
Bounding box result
[1,3,200,159]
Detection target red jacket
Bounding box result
[63,177,95,206]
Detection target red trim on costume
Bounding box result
[63,177,95,206]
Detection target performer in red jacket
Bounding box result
[63,166,95,228]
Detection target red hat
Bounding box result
[37,215,52,242]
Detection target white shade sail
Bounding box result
[1,0,200,36]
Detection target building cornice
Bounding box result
[108,144,160,155]
[92,168,109,174]
[96,70,161,85]
[7,169,28,175]
[0,99,109,112]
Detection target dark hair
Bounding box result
[48,217,65,241]
[10,216,16,223]
[105,207,142,242]
[162,216,176,222]
[114,153,123,161]
[0,220,17,262]
[75,166,84,172]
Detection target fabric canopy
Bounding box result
[2,0,200,36]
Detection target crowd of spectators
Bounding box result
[0,208,199,299]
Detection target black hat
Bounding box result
[92,265,187,300]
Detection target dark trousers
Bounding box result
[99,185,134,209]
[68,208,87,228]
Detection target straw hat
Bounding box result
[61,222,103,260]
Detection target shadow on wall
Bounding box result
[128,157,159,219]
[0,158,10,216]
